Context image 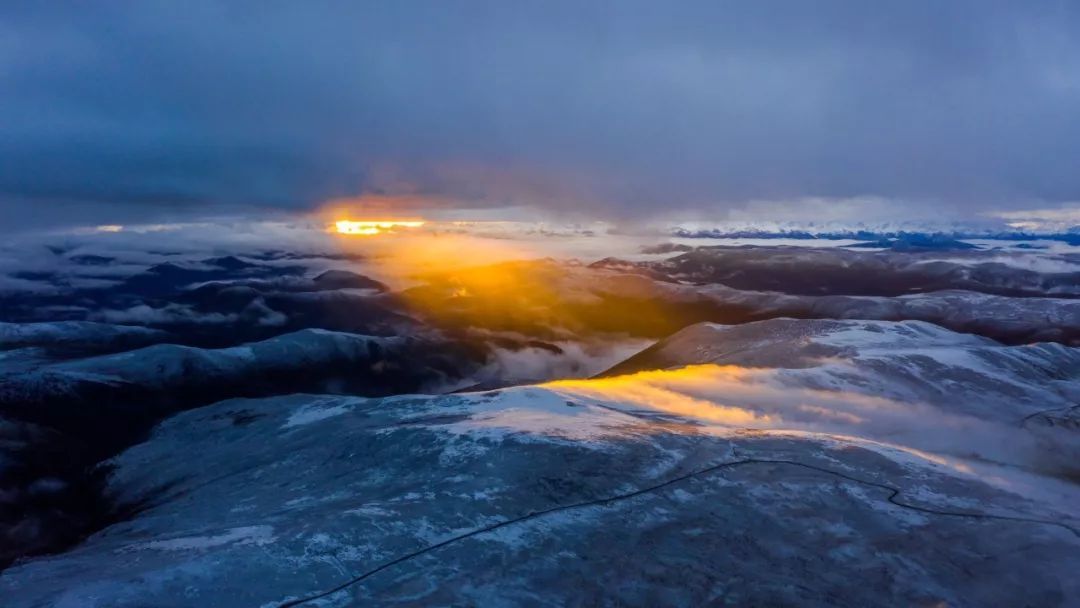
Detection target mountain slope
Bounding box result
[601,319,1080,418]
[2,319,1077,607]
[404,260,1080,345]
[0,329,480,412]
[0,321,168,350]
[624,245,1080,297]
[600,319,1080,477]
[0,328,488,568]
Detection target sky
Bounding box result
[2,1,1079,229]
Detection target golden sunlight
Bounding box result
[545,364,776,426]
[334,220,426,235]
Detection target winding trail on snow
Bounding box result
[277,457,1079,607]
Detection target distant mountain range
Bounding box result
[670,226,1080,245]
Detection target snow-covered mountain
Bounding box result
[0,328,488,568]
[1,318,1077,607]
[0,329,465,410]
[1,232,1078,606]
[405,258,1080,345]
[601,318,1080,478]
[0,321,167,349]
[666,219,1080,242]
[600,245,1080,297]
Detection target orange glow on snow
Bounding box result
[545,365,777,426]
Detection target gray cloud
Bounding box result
[2,1,1079,224]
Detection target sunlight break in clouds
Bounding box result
[334,220,426,235]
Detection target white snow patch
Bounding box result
[283,398,353,428]
[126,526,275,552]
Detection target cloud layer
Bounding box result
[2,1,1079,224]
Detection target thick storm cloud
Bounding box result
[2,1,1079,224]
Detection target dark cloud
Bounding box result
[2,1,1079,224]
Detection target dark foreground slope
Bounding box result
[0,328,486,568]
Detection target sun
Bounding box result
[334,220,425,235]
